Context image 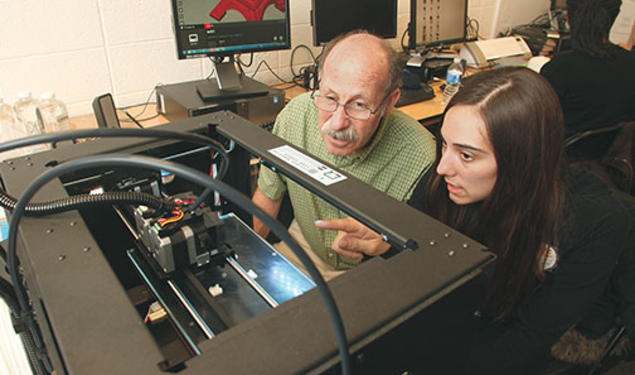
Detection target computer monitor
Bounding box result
[170,0,291,101]
[311,0,398,46]
[409,0,468,50]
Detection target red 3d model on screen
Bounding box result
[210,0,286,21]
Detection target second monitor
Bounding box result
[409,0,468,50]
[311,0,398,46]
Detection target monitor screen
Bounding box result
[311,0,398,46]
[409,0,468,49]
[171,0,291,59]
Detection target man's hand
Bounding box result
[315,217,390,259]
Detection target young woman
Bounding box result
[315,67,635,374]
[540,0,635,138]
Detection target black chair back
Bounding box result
[565,122,635,195]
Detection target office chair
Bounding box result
[587,325,628,375]
[547,323,629,375]
[565,124,623,161]
[565,122,635,195]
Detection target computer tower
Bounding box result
[156,78,285,127]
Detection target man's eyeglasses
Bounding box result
[310,90,391,120]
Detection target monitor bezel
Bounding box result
[170,0,292,60]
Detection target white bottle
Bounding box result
[13,91,48,153]
[442,57,465,105]
[0,93,28,159]
[38,92,70,133]
[14,91,43,136]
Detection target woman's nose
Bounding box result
[436,150,454,176]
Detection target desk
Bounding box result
[70,106,168,130]
[397,81,446,123]
[70,81,447,129]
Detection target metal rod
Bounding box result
[226,256,279,308]
[167,280,215,340]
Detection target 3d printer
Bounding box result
[0,112,494,374]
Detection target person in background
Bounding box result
[540,0,635,138]
[316,67,635,374]
[252,30,436,280]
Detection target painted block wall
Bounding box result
[495,0,551,38]
[0,0,500,118]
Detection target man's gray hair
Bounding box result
[317,29,402,97]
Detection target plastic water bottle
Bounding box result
[14,91,43,136]
[0,93,29,159]
[38,92,71,133]
[13,91,49,153]
[442,57,464,105]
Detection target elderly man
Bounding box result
[252,31,436,279]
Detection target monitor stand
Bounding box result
[196,60,270,103]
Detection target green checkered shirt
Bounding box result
[258,92,436,270]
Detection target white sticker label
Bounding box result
[268,145,347,186]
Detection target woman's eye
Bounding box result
[460,152,473,161]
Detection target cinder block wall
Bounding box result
[0,0,504,118]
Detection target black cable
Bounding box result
[235,55,247,77]
[289,44,317,78]
[7,153,351,374]
[0,128,229,218]
[190,187,213,214]
[250,59,295,85]
[118,109,160,123]
[119,84,162,120]
[401,25,410,52]
[119,112,160,123]
[0,189,173,217]
[237,53,255,68]
[504,11,555,37]
[0,127,229,180]
[123,110,144,128]
[206,56,225,79]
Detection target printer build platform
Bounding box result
[156,78,285,126]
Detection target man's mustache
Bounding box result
[321,120,359,142]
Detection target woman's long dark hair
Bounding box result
[426,67,566,320]
[567,0,622,58]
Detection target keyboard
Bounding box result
[396,83,435,107]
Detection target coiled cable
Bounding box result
[0,189,174,217]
